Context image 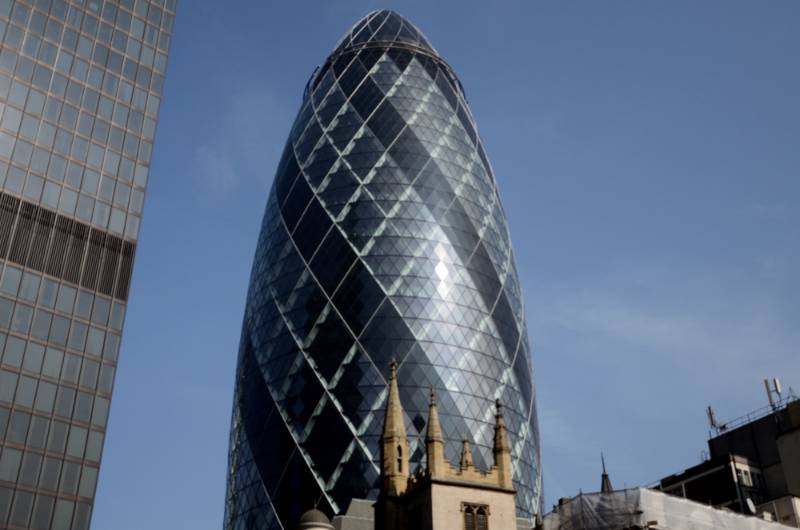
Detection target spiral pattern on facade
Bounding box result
[224,10,541,529]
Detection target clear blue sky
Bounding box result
[91,1,800,528]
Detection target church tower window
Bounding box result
[462,503,489,530]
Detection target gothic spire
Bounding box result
[600,452,613,493]
[380,359,409,495]
[382,359,407,441]
[426,388,446,477]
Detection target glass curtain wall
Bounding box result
[225,10,541,530]
[0,1,175,529]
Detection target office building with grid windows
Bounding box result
[0,0,175,529]
[224,10,541,530]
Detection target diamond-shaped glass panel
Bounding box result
[226,10,541,529]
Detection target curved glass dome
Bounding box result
[224,10,541,529]
[331,10,437,57]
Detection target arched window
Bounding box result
[476,507,488,530]
[463,503,489,530]
[396,445,403,473]
[464,506,475,530]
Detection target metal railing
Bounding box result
[711,394,798,436]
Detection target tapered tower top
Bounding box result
[333,10,437,56]
[426,388,444,443]
[382,359,407,441]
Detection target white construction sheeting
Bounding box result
[542,488,794,530]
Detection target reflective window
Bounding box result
[225,10,540,528]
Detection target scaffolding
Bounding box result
[542,488,795,530]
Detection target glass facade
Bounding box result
[224,10,540,530]
[0,0,175,528]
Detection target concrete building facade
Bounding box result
[374,360,519,530]
[658,396,800,527]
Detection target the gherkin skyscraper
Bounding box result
[224,10,541,529]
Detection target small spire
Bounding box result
[382,358,406,441]
[460,436,474,470]
[380,359,408,495]
[425,387,446,477]
[600,452,613,493]
[425,388,444,443]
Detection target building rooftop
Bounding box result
[332,10,437,56]
[542,488,796,530]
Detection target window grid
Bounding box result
[0,1,175,528]
[0,0,175,243]
[224,10,540,530]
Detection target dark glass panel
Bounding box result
[271,450,330,527]
[306,308,354,382]
[347,19,372,48]
[416,54,439,82]
[457,104,477,146]
[304,140,338,188]
[329,107,364,151]
[357,47,383,72]
[280,173,313,232]
[339,194,385,250]
[366,11,389,34]
[492,291,520,363]
[311,69,335,108]
[291,198,332,261]
[239,339,295,496]
[281,280,327,343]
[274,144,300,207]
[512,343,533,409]
[302,399,353,483]
[332,51,355,77]
[318,165,360,217]
[331,346,384,429]
[366,100,404,148]
[316,86,347,128]
[349,77,383,120]
[329,445,379,510]
[359,299,415,370]
[280,359,325,435]
[337,58,368,98]
[309,226,356,295]
[295,119,323,165]
[435,72,458,111]
[344,135,384,180]
[373,12,402,42]
[387,48,412,72]
[331,260,384,337]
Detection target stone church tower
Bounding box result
[375,362,519,530]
